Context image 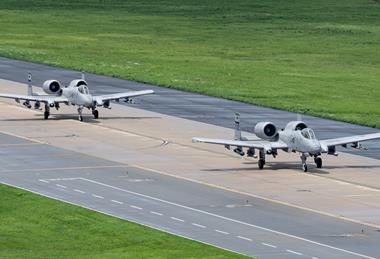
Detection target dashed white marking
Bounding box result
[215,229,229,235]
[192,223,206,228]
[312,257,320,259]
[150,211,163,216]
[237,236,252,242]
[56,184,66,189]
[262,242,277,248]
[286,249,303,256]
[39,179,49,183]
[130,205,142,210]
[171,217,184,222]
[111,200,123,204]
[74,189,85,194]
[92,194,104,199]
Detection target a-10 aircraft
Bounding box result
[193,113,380,172]
[0,73,154,121]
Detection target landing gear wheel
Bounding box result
[44,111,49,120]
[79,115,84,122]
[302,163,308,172]
[93,110,99,119]
[258,159,265,170]
[314,157,322,168]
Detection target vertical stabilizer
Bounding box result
[81,72,85,80]
[27,72,33,96]
[234,113,241,140]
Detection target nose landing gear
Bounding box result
[301,154,308,172]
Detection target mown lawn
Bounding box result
[0,0,379,127]
[0,184,247,258]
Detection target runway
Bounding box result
[0,62,380,258]
[0,57,379,160]
[1,132,379,259]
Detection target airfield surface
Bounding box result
[0,78,380,258]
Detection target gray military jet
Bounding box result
[0,73,154,121]
[193,113,380,172]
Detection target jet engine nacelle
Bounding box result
[43,80,61,95]
[285,121,308,131]
[69,79,87,88]
[254,122,278,141]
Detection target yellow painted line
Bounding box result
[131,163,380,230]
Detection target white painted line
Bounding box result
[130,205,142,210]
[150,211,163,216]
[56,184,67,189]
[38,179,49,183]
[237,236,252,242]
[74,189,85,194]
[192,223,206,228]
[171,217,185,222]
[262,242,277,248]
[92,194,104,199]
[111,200,123,204]
[286,249,303,256]
[80,178,376,259]
[215,229,229,235]
[312,257,320,259]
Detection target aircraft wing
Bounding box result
[96,90,154,102]
[320,133,380,148]
[0,93,68,103]
[192,137,288,150]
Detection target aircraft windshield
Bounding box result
[301,128,316,140]
[78,85,89,95]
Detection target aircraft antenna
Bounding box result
[81,72,85,81]
[297,113,303,121]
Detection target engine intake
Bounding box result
[43,80,61,95]
[69,79,87,88]
[284,121,308,131]
[254,122,278,141]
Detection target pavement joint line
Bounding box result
[0,129,46,144]
[130,205,143,210]
[286,249,303,256]
[261,242,277,248]
[150,211,163,216]
[92,194,104,199]
[215,229,229,235]
[55,184,66,189]
[237,236,252,242]
[131,163,380,230]
[80,177,376,259]
[111,199,123,204]
[171,217,184,222]
[2,165,125,174]
[0,143,44,147]
[192,223,206,228]
[0,180,248,257]
[74,189,85,194]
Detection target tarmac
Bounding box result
[0,74,380,258]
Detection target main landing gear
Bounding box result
[314,156,322,168]
[300,154,323,172]
[78,106,84,122]
[258,150,265,170]
[92,109,99,119]
[44,105,50,120]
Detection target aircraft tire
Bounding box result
[44,111,49,120]
[93,110,99,119]
[258,159,265,170]
[79,115,84,122]
[315,157,322,168]
[302,163,308,172]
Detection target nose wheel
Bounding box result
[92,109,99,119]
[258,159,265,170]
[77,106,84,121]
[301,154,308,172]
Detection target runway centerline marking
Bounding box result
[130,205,142,210]
[92,194,104,199]
[171,217,185,222]
[56,184,66,189]
[38,179,49,183]
[150,211,163,216]
[80,177,376,259]
[74,189,85,194]
[215,229,229,235]
[237,236,252,242]
[262,242,277,248]
[192,223,206,228]
[111,200,123,204]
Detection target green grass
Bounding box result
[0,184,247,258]
[0,0,379,127]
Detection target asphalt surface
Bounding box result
[0,57,379,160]
[1,132,379,259]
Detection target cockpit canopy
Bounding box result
[301,128,316,140]
[78,85,90,95]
